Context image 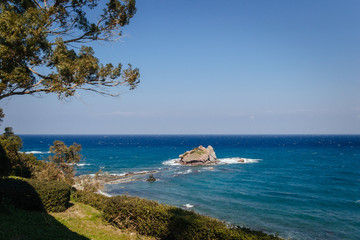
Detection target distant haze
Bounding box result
[2,0,360,134]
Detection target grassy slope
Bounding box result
[0,202,153,240]
[51,202,154,240]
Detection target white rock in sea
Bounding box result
[178,145,219,166]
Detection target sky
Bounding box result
[1,0,360,134]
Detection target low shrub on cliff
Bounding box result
[103,195,170,238]
[73,190,282,240]
[71,190,110,211]
[0,177,71,212]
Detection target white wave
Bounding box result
[201,167,215,171]
[22,151,50,154]
[106,170,156,178]
[163,157,260,166]
[356,200,360,204]
[182,203,194,208]
[76,163,92,167]
[97,190,112,197]
[111,173,126,177]
[182,169,193,175]
[68,163,91,167]
[218,158,260,165]
[163,158,181,166]
[133,170,152,174]
[174,169,193,176]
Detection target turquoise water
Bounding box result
[21,135,360,240]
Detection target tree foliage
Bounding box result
[44,140,82,184]
[0,127,39,177]
[0,128,82,183]
[0,0,140,101]
[0,127,22,175]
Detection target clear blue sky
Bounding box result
[1,0,360,134]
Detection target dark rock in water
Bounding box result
[178,145,219,166]
[146,174,156,182]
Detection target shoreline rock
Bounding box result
[178,145,219,166]
[73,170,158,192]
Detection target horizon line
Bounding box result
[18,133,360,136]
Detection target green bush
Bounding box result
[73,190,282,240]
[103,195,170,238]
[26,178,71,212]
[71,190,109,211]
[0,177,71,212]
[0,177,43,211]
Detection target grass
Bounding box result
[0,203,87,240]
[52,202,154,240]
[0,201,154,240]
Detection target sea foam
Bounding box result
[163,158,181,166]
[162,157,260,166]
[218,158,261,165]
[68,163,92,166]
[22,151,50,154]
[97,190,112,197]
[174,169,194,176]
[76,163,92,167]
[182,203,195,208]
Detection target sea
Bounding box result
[20,135,360,240]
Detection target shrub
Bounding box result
[0,177,43,211]
[26,178,71,212]
[0,128,45,178]
[73,190,282,240]
[18,152,44,178]
[103,195,170,238]
[0,177,71,212]
[34,161,66,182]
[71,190,109,211]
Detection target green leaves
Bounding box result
[47,140,82,184]
[49,140,82,165]
[0,5,48,97]
[0,0,140,101]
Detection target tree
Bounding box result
[0,0,140,105]
[0,127,38,177]
[0,127,22,175]
[44,140,82,184]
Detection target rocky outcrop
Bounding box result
[178,145,219,165]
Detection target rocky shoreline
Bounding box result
[73,145,248,193]
[73,170,158,192]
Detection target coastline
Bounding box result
[73,171,283,239]
[73,170,158,194]
[72,174,283,240]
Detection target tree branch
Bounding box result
[28,67,49,80]
[0,88,52,100]
[32,0,42,9]
[78,87,120,97]
[43,0,48,10]
[62,31,92,44]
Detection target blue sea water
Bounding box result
[20,135,360,240]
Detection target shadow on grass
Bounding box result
[165,208,206,239]
[75,191,282,240]
[0,178,89,240]
[165,207,281,240]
